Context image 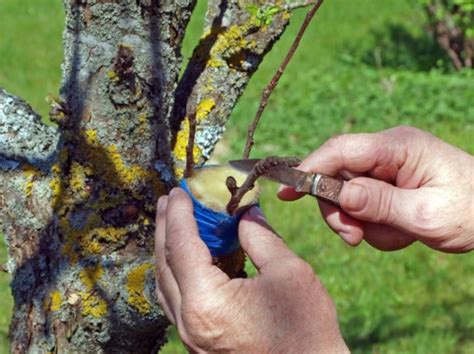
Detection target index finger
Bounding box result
[299,132,393,176]
[165,188,228,292]
[278,131,400,201]
[278,133,385,201]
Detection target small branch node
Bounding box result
[225,176,239,196]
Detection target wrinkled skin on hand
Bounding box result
[279,126,474,253]
[155,189,348,353]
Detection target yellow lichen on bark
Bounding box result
[60,210,129,261]
[80,264,104,290]
[69,162,92,199]
[43,290,62,312]
[85,129,98,145]
[23,165,39,197]
[49,166,62,204]
[107,70,119,81]
[207,57,224,68]
[173,117,201,179]
[79,264,108,318]
[79,292,108,318]
[126,263,153,315]
[196,98,216,121]
[205,21,257,69]
[172,20,263,173]
[137,113,149,135]
[49,148,68,209]
[50,291,62,312]
[81,129,164,193]
[210,23,253,58]
[79,226,129,255]
[81,137,164,198]
[106,144,150,186]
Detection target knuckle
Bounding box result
[164,232,186,264]
[182,295,219,324]
[392,125,432,141]
[411,198,448,236]
[393,125,418,135]
[180,298,224,347]
[374,184,396,224]
[325,134,348,150]
[394,125,413,132]
[413,200,435,228]
[164,245,173,265]
[296,260,315,278]
[155,288,166,306]
[155,267,166,285]
[278,257,315,282]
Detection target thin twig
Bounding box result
[242,0,324,159]
[226,156,301,215]
[184,112,197,178]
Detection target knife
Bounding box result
[228,158,344,206]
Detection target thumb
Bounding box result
[239,207,295,270]
[339,177,420,234]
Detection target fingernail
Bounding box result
[157,196,163,209]
[343,183,368,212]
[169,187,178,198]
[338,231,352,244]
[157,196,167,212]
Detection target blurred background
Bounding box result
[0,0,473,353]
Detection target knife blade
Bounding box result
[229,158,343,206]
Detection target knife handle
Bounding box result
[309,174,344,206]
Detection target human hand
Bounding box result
[155,188,348,353]
[279,126,474,253]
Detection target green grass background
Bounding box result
[1,0,473,353]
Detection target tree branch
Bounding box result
[242,0,324,159]
[0,88,60,169]
[171,0,317,176]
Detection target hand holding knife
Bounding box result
[229,158,344,206]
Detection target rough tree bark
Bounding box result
[0,0,313,352]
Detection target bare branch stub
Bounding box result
[242,0,324,159]
[226,156,301,215]
[225,176,239,196]
[184,112,197,178]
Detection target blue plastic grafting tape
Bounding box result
[180,178,242,257]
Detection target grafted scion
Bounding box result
[226,156,301,215]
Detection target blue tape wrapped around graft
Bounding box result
[180,178,243,256]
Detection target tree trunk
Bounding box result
[0,0,312,352]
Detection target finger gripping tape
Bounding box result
[180,179,242,256]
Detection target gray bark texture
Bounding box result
[0,0,311,352]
